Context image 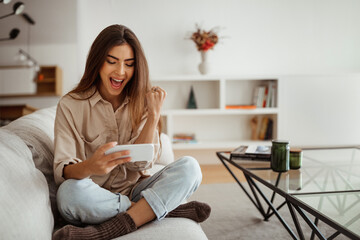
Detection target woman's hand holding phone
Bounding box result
[85,142,131,176]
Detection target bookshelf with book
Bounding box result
[151,75,279,152]
[252,81,276,108]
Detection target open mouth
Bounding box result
[110,77,123,89]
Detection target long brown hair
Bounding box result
[70,24,161,132]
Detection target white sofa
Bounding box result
[0,106,208,240]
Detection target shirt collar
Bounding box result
[88,87,130,108]
[89,89,102,107]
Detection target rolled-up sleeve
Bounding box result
[53,101,83,185]
[125,114,161,172]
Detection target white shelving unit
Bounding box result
[151,75,279,152]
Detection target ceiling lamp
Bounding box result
[0,0,12,4]
[0,28,20,41]
[22,13,35,25]
[0,1,25,19]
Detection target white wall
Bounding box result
[0,0,77,46]
[279,74,360,146]
[77,0,360,76]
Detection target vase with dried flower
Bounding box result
[190,25,219,74]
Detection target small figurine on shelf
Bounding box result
[186,86,197,109]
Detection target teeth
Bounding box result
[112,78,123,83]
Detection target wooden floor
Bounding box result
[200,164,242,184]
[200,163,271,184]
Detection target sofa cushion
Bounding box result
[4,106,56,187]
[116,218,208,240]
[3,106,60,221]
[0,129,54,240]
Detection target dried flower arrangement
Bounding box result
[190,24,219,52]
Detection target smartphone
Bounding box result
[105,143,154,162]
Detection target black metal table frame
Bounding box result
[217,151,360,240]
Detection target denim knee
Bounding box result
[57,179,91,207]
[57,178,129,225]
[177,156,202,189]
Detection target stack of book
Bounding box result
[258,116,273,140]
[172,133,197,144]
[253,81,276,108]
[231,145,271,161]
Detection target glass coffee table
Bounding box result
[217,146,360,240]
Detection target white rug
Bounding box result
[189,183,347,240]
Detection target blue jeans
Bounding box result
[56,156,202,225]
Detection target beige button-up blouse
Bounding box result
[53,88,160,196]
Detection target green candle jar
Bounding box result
[271,140,290,172]
[290,148,302,169]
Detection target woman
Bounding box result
[53,24,210,240]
